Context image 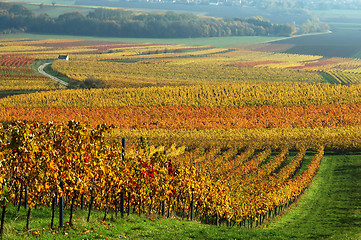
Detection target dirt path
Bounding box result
[38,62,69,87]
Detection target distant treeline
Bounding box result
[0,3,296,38]
[0,3,327,38]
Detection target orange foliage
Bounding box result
[2,103,361,129]
[0,56,36,67]
[0,121,324,226]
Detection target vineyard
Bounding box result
[3,82,361,108]
[1,36,361,239]
[0,121,324,233]
[2,38,361,87]
[0,56,36,67]
[3,103,361,130]
[0,66,64,92]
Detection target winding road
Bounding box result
[38,62,69,87]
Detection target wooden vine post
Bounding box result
[0,204,6,237]
[51,194,56,229]
[87,190,95,222]
[190,192,194,221]
[161,201,165,217]
[120,138,126,218]
[121,138,125,161]
[24,186,28,210]
[161,150,167,217]
[0,181,8,238]
[81,193,84,210]
[120,189,125,218]
[59,181,64,228]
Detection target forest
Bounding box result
[0,3,312,38]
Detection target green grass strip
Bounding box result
[269,155,361,239]
[1,33,285,48]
